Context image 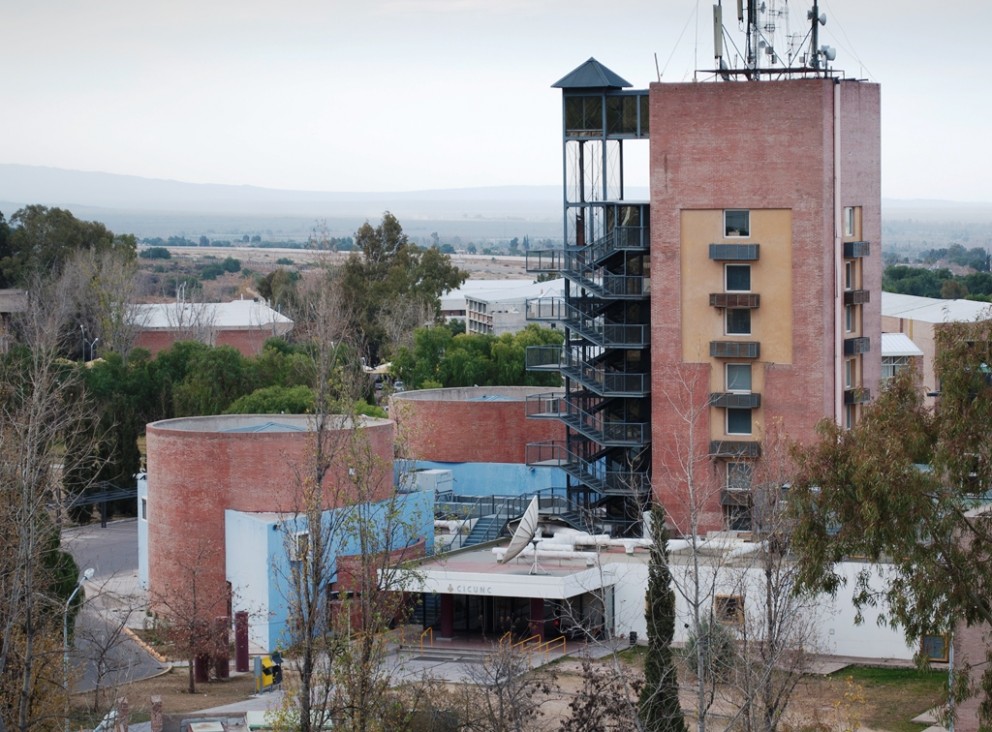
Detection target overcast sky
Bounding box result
[3,0,989,202]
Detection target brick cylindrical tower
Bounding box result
[145,414,394,617]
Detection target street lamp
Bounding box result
[64,567,94,732]
[87,337,99,362]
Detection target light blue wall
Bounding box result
[403,461,565,497]
[226,490,435,653]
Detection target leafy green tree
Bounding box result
[791,317,992,727]
[640,504,688,732]
[338,212,467,364]
[139,246,171,260]
[225,384,315,414]
[0,205,135,287]
[171,345,257,416]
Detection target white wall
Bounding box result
[225,511,276,652]
[137,475,148,589]
[609,556,915,660]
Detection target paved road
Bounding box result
[62,519,167,692]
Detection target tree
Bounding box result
[272,277,428,732]
[337,212,467,364]
[790,318,992,728]
[0,272,93,732]
[640,505,687,732]
[152,539,229,694]
[455,641,557,732]
[0,206,135,288]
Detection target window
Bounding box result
[726,364,752,393]
[727,461,753,491]
[844,206,856,238]
[844,261,854,291]
[727,408,752,435]
[845,304,855,333]
[715,595,744,624]
[726,309,751,335]
[290,531,310,562]
[724,210,750,237]
[725,264,751,292]
[844,404,857,429]
[882,355,910,383]
[845,358,857,390]
[140,497,147,521]
[921,635,949,663]
[724,504,752,531]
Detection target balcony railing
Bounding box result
[709,243,760,261]
[709,392,762,409]
[844,289,871,305]
[843,241,870,258]
[709,441,762,459]
[525,441,650,496]
[710,341,760,359]
[844,337,871,356]
[527,297,649,348]
[844,387,871,405]
[710,293,760,309]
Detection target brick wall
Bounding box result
[146,414,394,619]
[393,387,565,464]
[649,78,881,533]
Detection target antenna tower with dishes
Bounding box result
[710,0,837,80]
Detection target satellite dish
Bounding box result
[498,496,540,564]
[820,45,836,61]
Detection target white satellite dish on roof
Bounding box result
[498,496,540,564]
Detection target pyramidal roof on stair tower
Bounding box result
[552,58,632,90]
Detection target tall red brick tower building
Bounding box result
[650,78,881,533]
[530,4,881,536]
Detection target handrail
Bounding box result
[499,631,513,645]
[538,636,567,654]
[512,634,542,651]
[419,627,433,651]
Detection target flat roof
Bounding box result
[881,292,992,324]
[130,298,293,330]
[393,385,562,403]
[396,541,622,600]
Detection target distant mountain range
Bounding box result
[0,164,988,242]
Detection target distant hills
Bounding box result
[0,164,988,245]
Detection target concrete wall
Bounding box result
[137,475,148,588]
[610,557,914,660]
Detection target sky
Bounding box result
[3,0,990,202]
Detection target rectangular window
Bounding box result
[725,210,750,238]
[921,635,950,663]
[727,408,752,435]
[845,358,856,389]
[727,461,753,491]
[882,355,910,382]
[724,504,752,531]
[844,207,855,238]
[725,264,751,292]
[726,364,752,393]
[290,531,310,562]
[715,595,745,624]
[844,404,856,429]
[726,308,751,335]
[845,261,854,291]
[845,304,855,333]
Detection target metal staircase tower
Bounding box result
[524,59,651,536]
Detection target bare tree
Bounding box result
[151,539,229,694]
[273,279,429,732]
[67,248,143,361]
[455,641,557,732]
[74,582,146,714]
[0,272,95,732]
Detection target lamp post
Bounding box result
[64,567,94,732]
[85,337,99,362]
